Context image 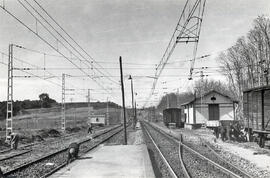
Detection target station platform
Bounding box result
[50,144,155,178]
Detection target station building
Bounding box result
[181,90,238,129]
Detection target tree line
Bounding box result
[157,79,232,112]
[157,15,270,115]
[218,16,270,111]
[0,92,122,120]
[0,93,56,120]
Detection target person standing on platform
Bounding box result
[67,142,80,164]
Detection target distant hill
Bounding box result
[64,101,121,110]
[0,100,121,120]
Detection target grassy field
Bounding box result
[0,106,128,137]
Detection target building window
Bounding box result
[211,96,216,101]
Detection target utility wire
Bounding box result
[0,51,61,80]
[0,5,117,98]
[16,0,120,95]
[18,0,119,86]
[0,60,62,87]
[30,0,117,83]
[0,59,105,100]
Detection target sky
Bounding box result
[0,0,269,107]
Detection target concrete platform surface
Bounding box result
[50,144,155,178]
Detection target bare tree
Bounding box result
[218,16,270,112]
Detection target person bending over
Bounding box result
[67,142,80,164]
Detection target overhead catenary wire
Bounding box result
[0,60,62,87]
[143,0,207,107]
[0,1,234,107]
[8,44,221,67]
[0,51,102,95]
[29,0,118,83]
[0,4,119,101]
[0,51,61,80]
[0,58,102,100]
[11,66,221,70]
[16,0,120,98]
[17,0,119,86]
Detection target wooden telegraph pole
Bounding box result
[119,56,127,145]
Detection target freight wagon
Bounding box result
[243,86,270,148]
[163,108,185,128]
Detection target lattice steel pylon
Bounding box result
[87,89,91,121]
[6,44,13,142]
[61,73,66,132]
[106,97,109,125]
[144,0,207,107]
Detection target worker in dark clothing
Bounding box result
[214,127,219,139]
[226,124,232,141]
[8,132,19,150]
[0,167,4,178]
[87,123,93,134]
[67,142,79,164]
[220,126,226,141]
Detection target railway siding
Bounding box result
[143,121,255,178]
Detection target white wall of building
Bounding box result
[184,104,195,124]
[91,115,106,125]
[220,104,234,120]
[183,91,236,125]
[194,104,208,124]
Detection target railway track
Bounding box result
[0,125,110,155]
[0,126,114,166]
[183,136,253,178]
[0,133,77,162]
[3,125,123,178]
[0,132,80,155]
[142,121,253,178]
[142,122,189,178]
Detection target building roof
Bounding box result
[181,90,237,106]
[163,108,181,112]
[243,85,270,93]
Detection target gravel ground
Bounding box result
[181,147,228,178]
[143,123,187,178]
[127,125,145,145]
[133,129,145,145]
[141,124,171,178]
[104,128,125,145]
[151,121,270,178]
[3,126,122,177]
[144,122,239,178]
[1,126,117,173]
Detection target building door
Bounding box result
[208,104,220,120]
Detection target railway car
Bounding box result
[243,86,270,148]
[163,108,185,128]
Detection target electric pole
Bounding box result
[6,44,13,142]
[177,88,179,108]
[167,94,169,108]
[88,89,91,122]
[128,75,135,129]
[106,97,109,125]
[119,56,127,145]
[135,101,137,126]
[61,73,66,132]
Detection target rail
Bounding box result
[144,121,253,178]
[3,124,122,177]
[142,122,190,178]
